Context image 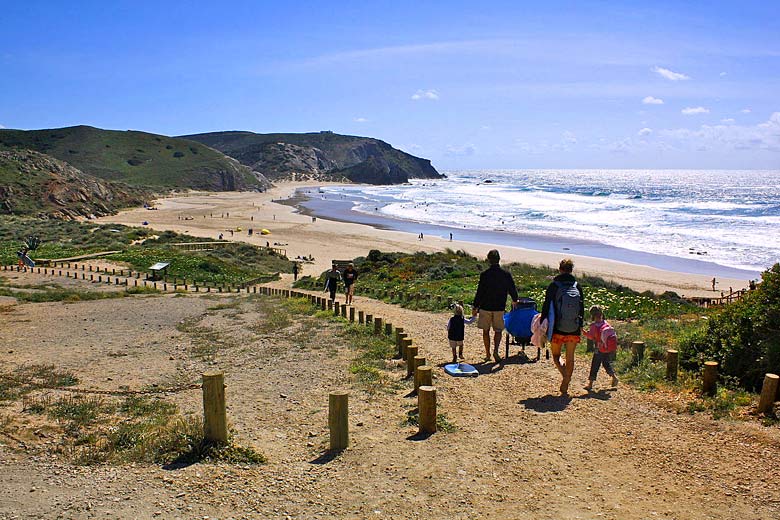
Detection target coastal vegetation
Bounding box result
[295,249,779,402]
[0,217,292,287]
[0,125,268,191]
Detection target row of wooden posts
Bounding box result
[631,340,778,412]
[199,286,439,450]
[3,264,268,294]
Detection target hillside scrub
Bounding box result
[0,218,292,285]
[679,263,780,391]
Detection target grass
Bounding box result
[0,364,79,402]
[0,284,159,303]
[18,392,265,465]
[403,409,456,433]
[0,218,293,286]
[0,125,263,190]
[175,315,240,360]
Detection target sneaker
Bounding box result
[611,375,619,387]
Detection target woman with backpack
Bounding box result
[541,258,584,395]
[583,306,619,391]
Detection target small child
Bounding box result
[583,305,619,390]
[447,304,476,363]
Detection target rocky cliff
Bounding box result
[180,131,442,184]
[0,149,150,219]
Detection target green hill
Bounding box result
[0,149,149,219]
[180,130,443,184]
[0,126,270,191]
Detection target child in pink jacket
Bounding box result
[583,306,619,391]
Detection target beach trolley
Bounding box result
[503,297,540,362]
[147,261,170,281]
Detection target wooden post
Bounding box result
[328,391,349,451]
[702,361,718,396]
[349,307,355,322]
[385,322,393,336]
[374,317,383,335]
[321,298,326,311]
[358,310,364,324]
[418,386,437,434]
[666,350,679,381]
[417,365,433,388]
[758,373,779,414]
[396,331,407,358]
[632,341,645,364]
[341,304,347,318]
[401,338,413,361]
[202,372,228,444]
[327,300,333,311]
[334,301,340,316]
[406,345,419,378]
[413,356,426,391]
[365,314,373,326]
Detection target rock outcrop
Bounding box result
[0,149,150,219]
[180,130,443,184]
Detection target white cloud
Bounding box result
[741,108,752,114]
[719,72,728,77]
[653,66,690,81]
[353,117,369,123]
[411,89,439,101]
[638,127,653,136]
[720,118,735,124]
[0,124,5,129]
[681,106,709,115]
[561,131,577,145]
[660,112,780,152]
[642,96,664,105]
[444,143,476,156]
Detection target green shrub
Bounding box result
[678,264,780,391]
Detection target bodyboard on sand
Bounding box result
[444,363,478,377]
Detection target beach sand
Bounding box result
[98,182,750,297]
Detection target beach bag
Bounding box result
[598,323,618,353]
[554,281,581,334]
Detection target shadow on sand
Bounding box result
[309,450,343,465]
[519,394,573,413]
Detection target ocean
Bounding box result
[295,169,780,278]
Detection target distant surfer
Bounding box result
[324,265,342,303]
[343,263,358,305]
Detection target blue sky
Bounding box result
[1,0,778,169]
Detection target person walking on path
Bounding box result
[447,304,476,363]
[292,263,299,282]
[342,263,358,305]
[324,265,341,302]
[472,249,519,363]
[541,258,584,395]
[582,306,618,391]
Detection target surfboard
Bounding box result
[17,252,35,268]
[444,363,478,377]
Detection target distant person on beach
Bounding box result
[712,277,716,291]
[541,258,584,395]
[343,263,358,305]
[447,304,476,363]
[324,265,342,302]
[292,263,299,282]
[449,232,453,241]
[472,249,519,363]
[218,233,223,240]
[583,306,618,391]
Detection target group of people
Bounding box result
[448,249,618,395]
[324,263,359,306]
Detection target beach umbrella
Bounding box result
[260,229,271,235]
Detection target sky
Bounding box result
[1,0,779,170]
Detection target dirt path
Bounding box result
[267,276,780,520]
[1,270,778,519]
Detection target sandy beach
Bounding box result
[98,182,751,297]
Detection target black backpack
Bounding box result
[554,281,581,334]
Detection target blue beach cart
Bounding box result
[503,297,541,362]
